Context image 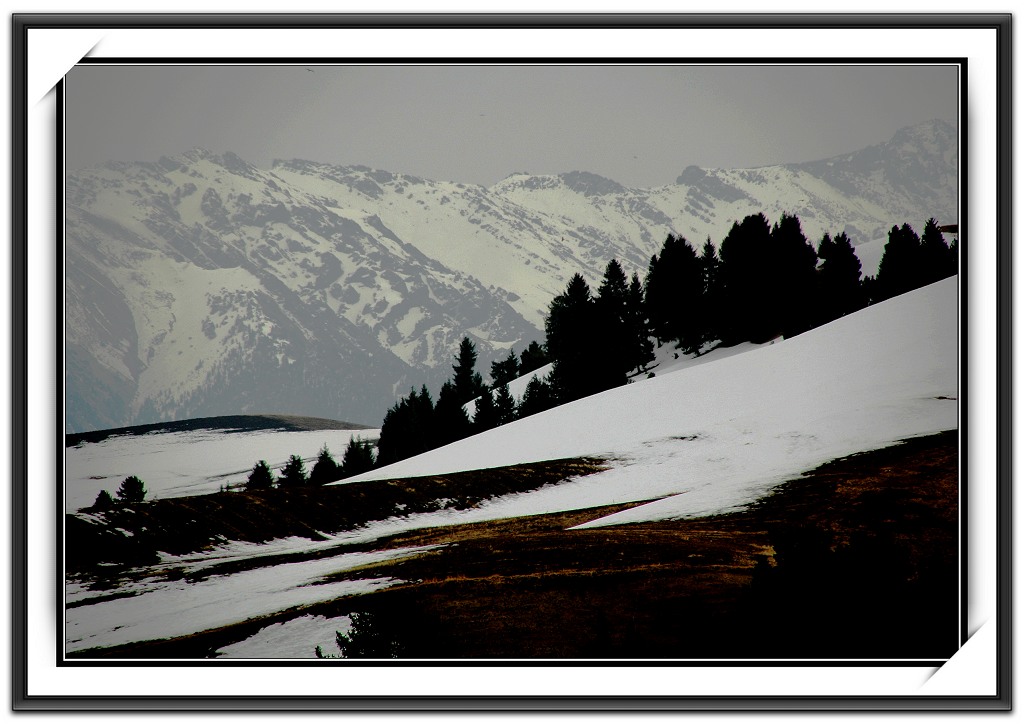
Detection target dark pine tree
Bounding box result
[594,259,632,382]
[546,273,621,403]
[493,383,518,426]
[490,349,521,387]
[375,386,436,468]
[644,235,704,351]
[246,460,275,491]
[818,230,864,322]
[92,489,115,510]
[699,237,722,347]
[947,236,959,277]
[769,213,819,338]
[279,454,307,487]
[116,475,147,503]
[340,437,376,478]
[518,375,557,418]
[626,271,654,373]
[434,380,472,446]
[472,387,499,432]
[452,337,486,404]
[309,444,340,485]
[519,340,550,374]
[875,223,923,302]
[919,217,953,287]
[717,213,773,344]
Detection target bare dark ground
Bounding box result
[67,431,958,661]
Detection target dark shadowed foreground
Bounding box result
[67,431,958,661]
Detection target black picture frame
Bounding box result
[12,12,1012,712]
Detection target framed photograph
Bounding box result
[12,12,1011,712]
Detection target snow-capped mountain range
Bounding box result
[64,119,957,433]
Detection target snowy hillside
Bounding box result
[65,120,957,433]
[65,278,958,658]
[345,277,958,526]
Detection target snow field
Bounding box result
[64,427,380,512]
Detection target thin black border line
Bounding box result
[56,55,968,671]
[13,12,1010,712]
[7,12,1017,30]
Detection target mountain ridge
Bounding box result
[64,119,958,433]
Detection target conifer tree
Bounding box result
[434,380,472,446]
[594,259,632,382]
[626,271,654,372]
[340,437,376,478]
[493,382,518,425]
[644,234,704,352]
[699,237,722,347]
[309,444,339,485]
[246,460,274,491]
[919,217,952,287]
[490,349,521,387]
[519,341,549,374]
[116,475,147,503]
[518,375,556,418]
[279,454,307,487]
[92,489,115,510]
[546,273,618,402]
[452,337,485,403]
[472,387,499,432]
[375,386,436,467]
[717,213,773,343]
[875,223,922,302]
[770,213,819,338]
[818,230,863,321]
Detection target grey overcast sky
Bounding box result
[64,63,958,188]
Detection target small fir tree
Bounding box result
[919,217,953,287]
[627,271,655,372]
[493,383,518,425]
[309,444,339,485]
[246,460,275,490]
[519,340,549,374]
[518,375,557,418]
[434,380,472,446]
[452,337,486,403]
[340,437,376,478]
[279,454,308,487]
[116,475,147,503]
[472,387,499,432]
[92,489,115,511]
[490,349,521,387]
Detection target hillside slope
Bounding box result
[345,277,958,525]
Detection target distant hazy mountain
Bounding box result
[64,119,957,433]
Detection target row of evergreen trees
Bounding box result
[544,213,956,404]
[91,474,148,510]
[374,338,552,468]
[239,436,377,491]
[364,212,957,470]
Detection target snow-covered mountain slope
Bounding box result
[345,277,958,526]
[65,120,957,433]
